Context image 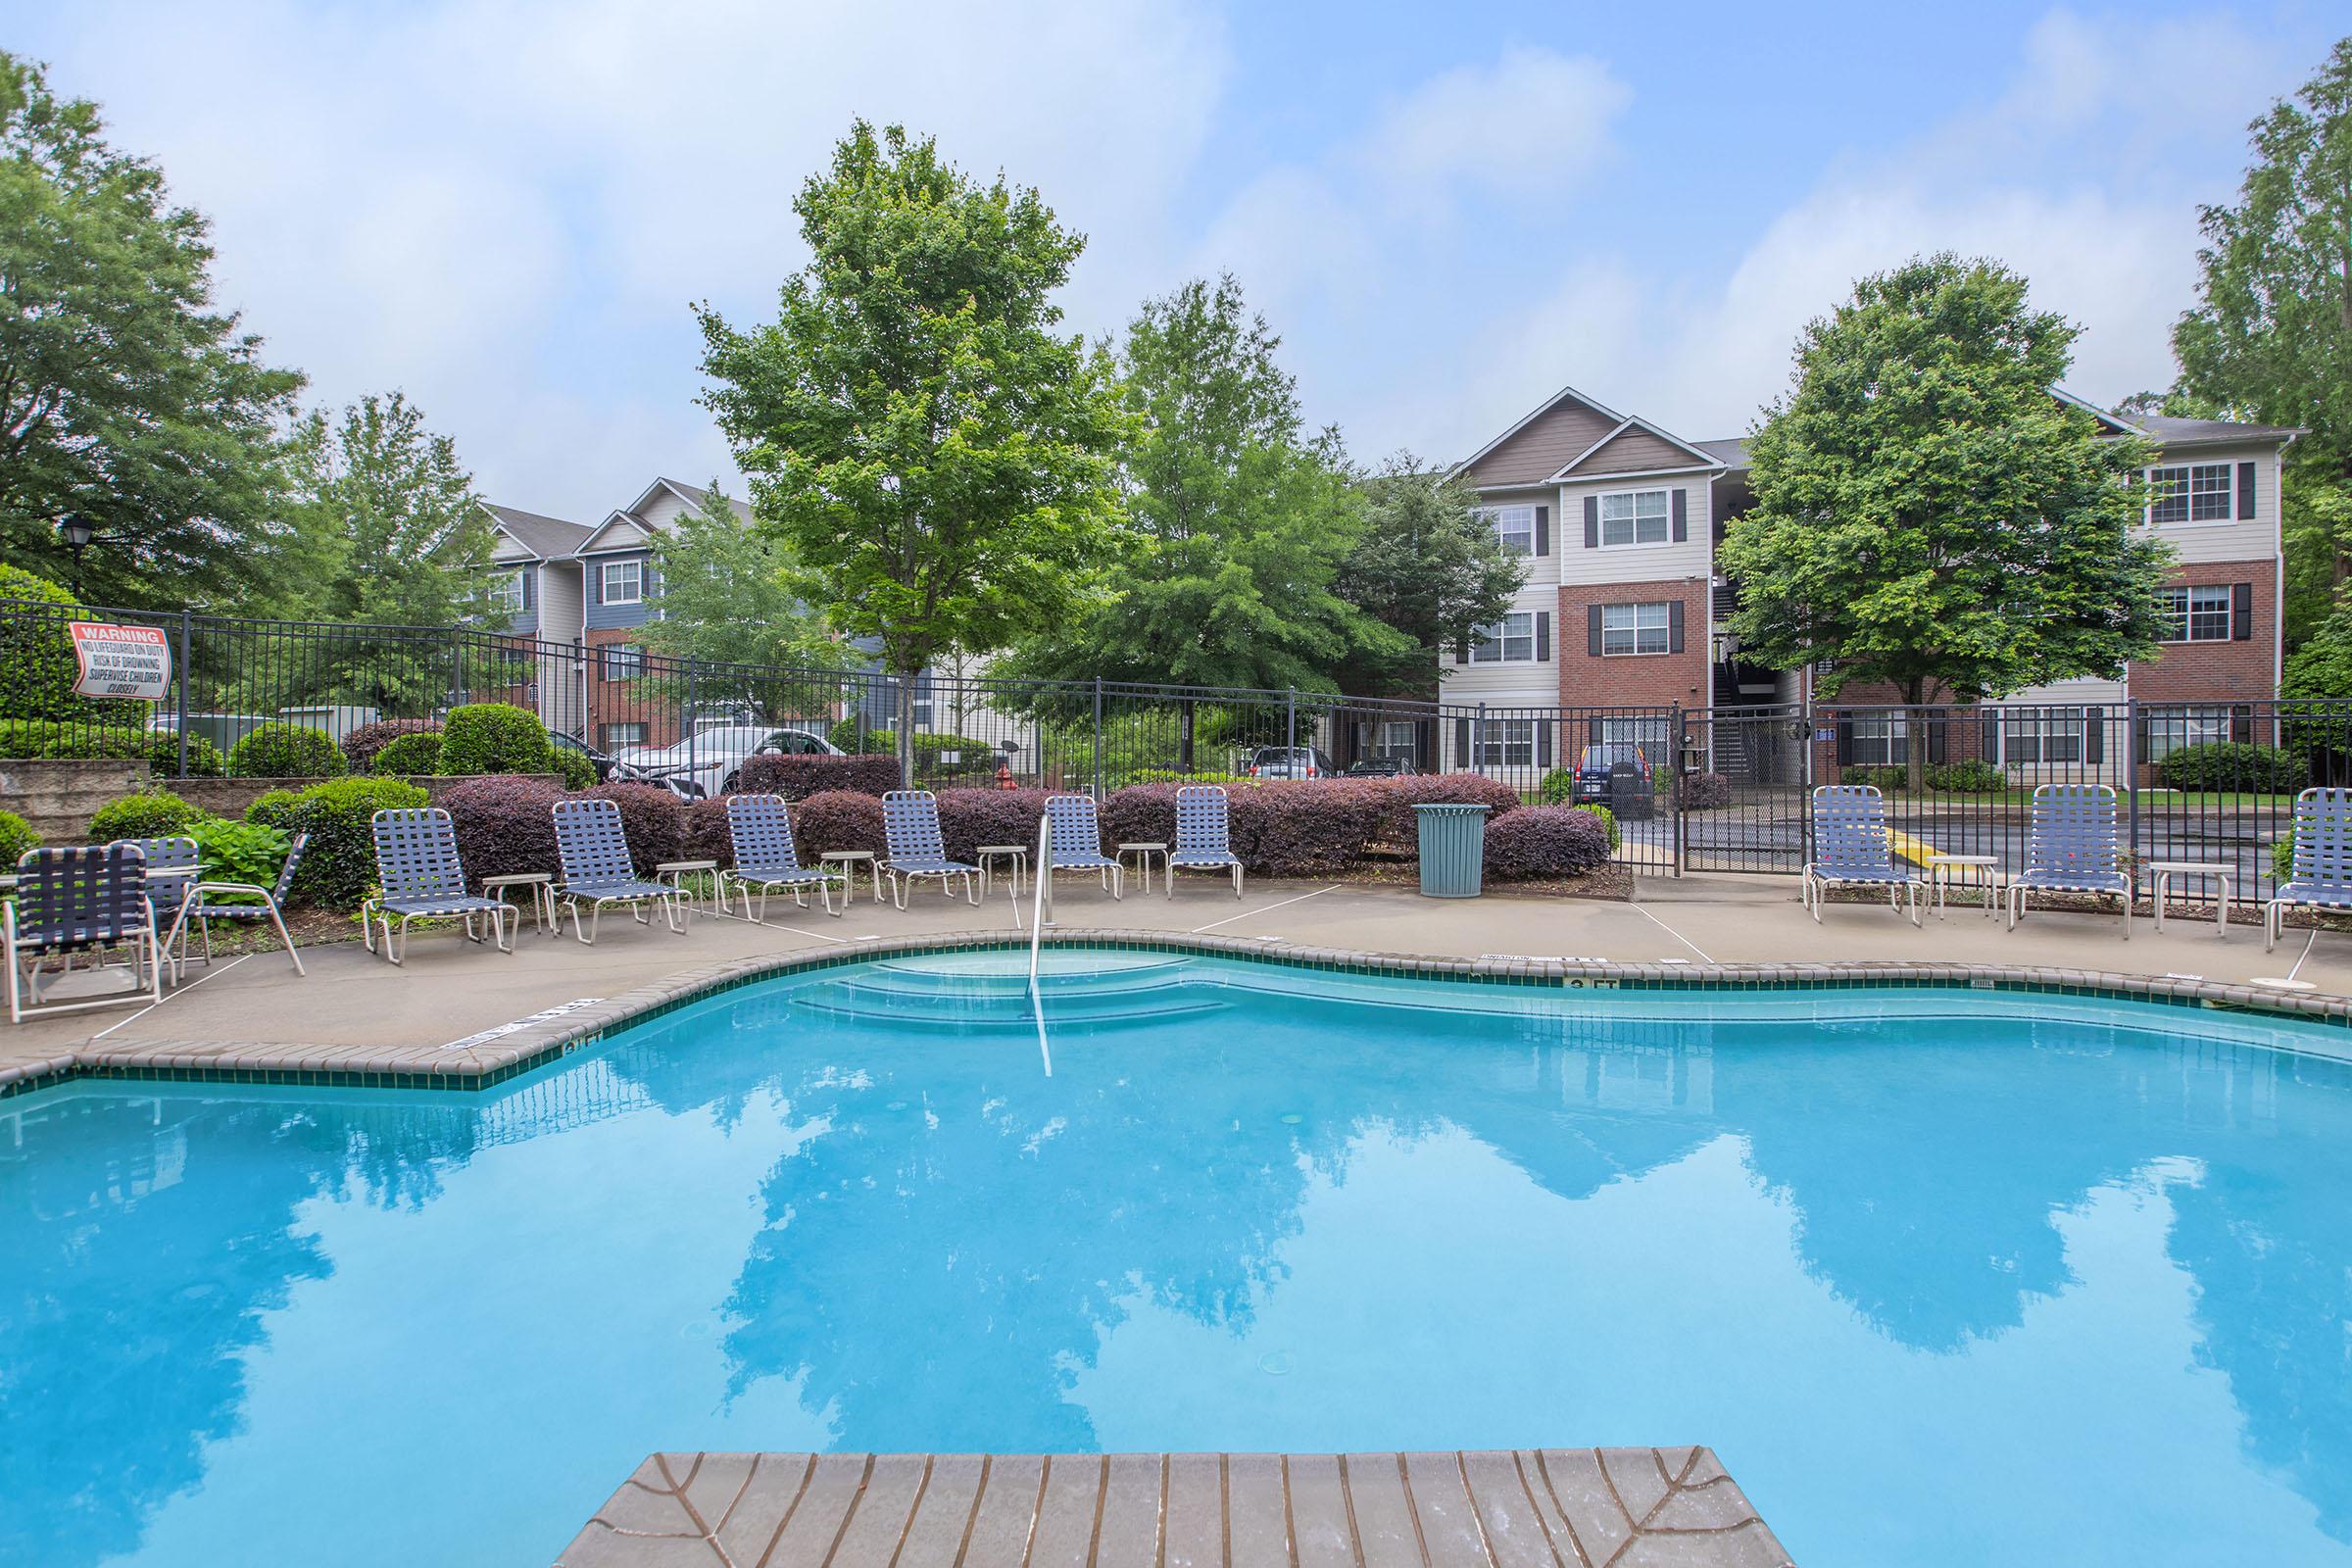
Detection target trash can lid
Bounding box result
[1410,803,1493,814]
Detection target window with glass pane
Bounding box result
[2001,706,2083,763]
[2149,465,2233,525]
[601,559,644,603]
[487,570,525,613]
[1597,489,1671,546]
[1598,717,1672,757]
[1600,602,1670,655]
[1376,720,1419,760]
[1478,505,1535,555]
[601,643,645,680]
[1477,718,1536,766]
[2141,707,2230,762]
[2160,584,2232,641]
[1472,612,1536,662]
[602,721,647,747]
[1850,715,1908,765]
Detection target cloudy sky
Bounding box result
[12,0,2341,521]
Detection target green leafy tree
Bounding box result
[285,393,496,627]
[2173,37,2352,648]
[2284,585,2352,699]
[0,52,306,609]
[697,122,1125,782]
[642,484,847,667]
[1718,254,2172,788]
[1332,453,1526,695]
[995,273,1407,702]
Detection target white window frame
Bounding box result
[1375,719,1419,760]
[1600,602,1671,657]
[1597,488,1671,549]
[2147,464,2233,526]
[2141,706,2230,762]
[1477,717,1536,768]
[600,558,644,604]
[2160,584,2232,643]
[1998,706,2084,765]
[601,643,646,680]
[602,721,648,748]
[487,568,526,614]
[1597,717,1672,756]
[1471,611,1537,663]
[1850,715,1908,766]
[1476,504,1536,556]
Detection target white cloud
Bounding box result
[1356,46,1630,210]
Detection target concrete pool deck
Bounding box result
[6,871,2352,1094]
[558,1447,1793,1568]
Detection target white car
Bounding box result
[618,725,840,799]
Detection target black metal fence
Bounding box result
[4,598,2344,902]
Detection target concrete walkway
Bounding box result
[6,873,2348,1088]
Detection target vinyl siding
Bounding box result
[1568,426,1703,478]
[582,551,656,630]
[1463,397,1618,488]
[1556,474,1711,588]
[2141,441,2279,565]
[537,561,585,645]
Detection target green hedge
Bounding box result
[371,731,444,775]
[246,776,430,907]
[439,703,552,775]
[0,808,38,866]
[552,747,598,789]
[228,721,347,778]
[2155,741,2308,795]
[1573,802,1621,851]
[89,789,212,841]
[0,718,225,776]
[0,564,98,723]
[1924,759,2008,793]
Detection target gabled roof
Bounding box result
[479,502,594,562]
[1448,382,1631,481]
[576,477,753,554]
[659,477,755,525]
[2052,387,2145,437]
[1547,416,1725,481]
[2132,413,2305,446]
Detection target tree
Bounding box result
[2173,36,2352,648]
[2283,592,2352,700]
[641,485,844,669]
[0,52,306,610]
[1717,254,2174,788]
[1332,454,1526,695]
[993,274,1408,700]
[696,122,1126,782]
[284,392,497,628]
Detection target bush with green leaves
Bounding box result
[1925,759,2009,793]
[2155,742,2307,796]
[1839,765,1907,792]
[1125,768,1250,786]
[370,731,444,775]
[2275,831,2295,885]
[1536,766,1579,805]
[438,702,553,775]
[0,718,224,777]
[0,808,38,867]
[187,817,292,903]
[88,789,212,842]
[245,776,430,907]
[0,564,98,723]
[552,746,598,789]
[1572,802,1621,851]
[340,717,442,771]
[227,721,348,778]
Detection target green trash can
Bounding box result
[1413,803,1491,898]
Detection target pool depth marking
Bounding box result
[442,998,607,1051]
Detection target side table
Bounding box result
[1928,854,2001,920]
[976,845,1028,899]
[655,858,720,923]
[2150,859,2232,937]
[481,871,558,937]
[822,851,884,905]
[1116,841,1169,896]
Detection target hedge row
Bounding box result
[0,718,226,777]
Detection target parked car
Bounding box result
[1345,758,1416,777]
[619,725,841,800]
[1570,743,1656,816]
[1245,746,1338,780]
[549,730,626,784]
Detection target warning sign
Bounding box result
[69,622,172,702]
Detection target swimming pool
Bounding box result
[5,947,2351,1567]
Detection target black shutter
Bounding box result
[2237,462,2256,520]
[1671,489,1688,542]
[1584,496,1599,548]
[520,568,533,611]
[2232,582,2254,639]
[1534,506,1549,556]
[1835,716,1854,765]
[1668,599,1686,654]
[2132,707,2150,764]
[1587,605,1603,657]
[1453,716,1470,766]
[589,563,600,604]
[2231,704,2253,743]
[1416,718,1433,771]
[1535,611,1550,662]
[2082,706,2103,764]
[1590,715,1605,744]
[1537,722,1553,767]
[1455,636,1468,665]
[1979,707,1999,763]
[1927,714,1948,764]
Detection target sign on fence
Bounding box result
[69,622,172,701]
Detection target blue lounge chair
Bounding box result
[6,845,164,1023]
[880,790,979,908]
[720,794,842,919]
[365,808,516,964]
[552,797,686,944]
[115,834,199,979]
[2267,787,2352,951]
[2007,783,2132,939]
[1801,785,1922,925]
[171,831,310,975]
[1044,794,1124,902]
[1167,785,1244,900]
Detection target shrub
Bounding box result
[682,797,736,869]
[574,782,684,874]
[1374,774,1521,848]
[439,775,563,888]
[736,752,901,800]
[2275,831,2294,885]
[187,817,291,901]
[245,775,430,907]
[1573,802,1621,851]
[0,564,98,722]
[791,789,888,859]
[1679,772,1734,809]
[228,721,347,778]
[1231,781,1386,876]
[149,730,226,777]
[1483,806,1612,882]
[1925,759,2007,793]
[0,808,39,866]
[935,787,1053,863]
[89,789,211,842]
[1536,767,1579,805]
[370,731,444,776]
[552,746,598,789]
[1102,782,1184,850]
[1125,768,1250,786]
[1839,765,1907,792]
[341,717,442,771]
[2156,741,2307,796]
[0,718,223,776]
[827,725,995,780]
[439,702,553,776]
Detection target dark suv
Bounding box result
[1569,744,1654,808]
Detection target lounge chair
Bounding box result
[6,844,165,1023]
[720,794,842,919]
[880,790,979,907]
[1044,794,1124,902]
[2007,783,2132,939]
[170,831,310,975]
[363,808,517,964]
[1801,785,1923,925]
[552,797,686,944]
[2266,787,2352,951]
[115,834,199,978]
[1167,785,1244,899]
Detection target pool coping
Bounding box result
[7,930,2350,1102]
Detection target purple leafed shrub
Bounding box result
[1482,806,1611,882]
[574,782,684,874]
[340,717,443,771]
[735,752,901,801]
[791,789,888,859]
[1103,780,1383,876]
[440,775,563,887]
[1679,771,1734,810]
[1375,773,1522,847]
[1102,782,1183,850]
[682,797,736,869]
[934,787,1052,863]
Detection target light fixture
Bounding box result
[58,514,96,551]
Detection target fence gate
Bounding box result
[1681,705,1811,873]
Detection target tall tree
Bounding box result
[994,273,1407,696]
[641,484,845,670]
[0,52,306,609]
[2172,36,2352,650]
[1717,254,2173,788]
[283,392,498,628]
[1332,453,1526,695]
[697,122,1125,781]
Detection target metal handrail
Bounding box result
[1027,809,1049,985]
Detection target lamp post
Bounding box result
[57,514,96,599]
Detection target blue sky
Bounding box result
[10,1,2343,522]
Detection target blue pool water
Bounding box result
[6,950,2352,1567]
